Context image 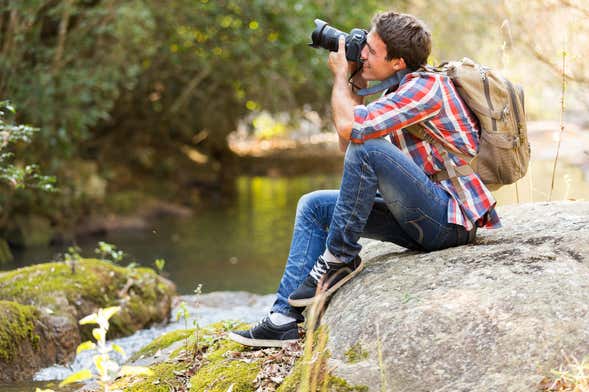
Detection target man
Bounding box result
[228,10,500,348]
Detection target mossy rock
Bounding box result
[0,258,176,382]
[0,300,39,362]
[0,300,79,383]
[0,258,176,338]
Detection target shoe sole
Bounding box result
[287,259,365,307]
[226,331,299,348]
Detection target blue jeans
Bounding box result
[271,138,476,319]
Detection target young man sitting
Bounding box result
[228,10,500,348]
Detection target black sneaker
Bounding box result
[227,316,299,348]
[288,255,363,307]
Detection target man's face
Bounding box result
[360,30,405,81]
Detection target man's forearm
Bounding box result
[331,74,364,151]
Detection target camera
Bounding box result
[309,19,367,63]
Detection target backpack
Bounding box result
[408,57,531,191]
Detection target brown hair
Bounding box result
[371,11,431,68]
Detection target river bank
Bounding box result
[0,291,274,392]
[34,291,274,382]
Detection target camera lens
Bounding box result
[309,19,366,63]
[310,19,348,51]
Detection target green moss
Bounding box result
[0,300,40,361]
[328,375,369,392]
[130,329,193,362]
[165,324,261,391]
[190,358,261,392]
[112,361,188,392]
[344,342,369,364]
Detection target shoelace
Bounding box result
[309,256,330,283]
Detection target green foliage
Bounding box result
[154,258,166,274]
[64,245,81,263]
[94,241,125,264]
[0,101,56,231]
[60,306,153,390]
[344,342,369,364]
[0,0,386,236]
[8,0,583,238]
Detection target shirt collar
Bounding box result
[356,68,414,97]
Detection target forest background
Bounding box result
[0,0,587,251]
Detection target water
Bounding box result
[6,175,342,295]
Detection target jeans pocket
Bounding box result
[441,225,475,249]
[404,208,449,250]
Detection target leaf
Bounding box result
[118,366,154,377]
[58,369,93,387]
[100,306,121,322]
[92,327,106,343]
[79,312,99,325]
[76,340,97,354]
[112,343,126,357]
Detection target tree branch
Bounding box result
[169,66,212,114]
[524,41,589,85]
[559,0,589,18]
[52,0,73,74]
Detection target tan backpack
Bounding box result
[408,57,531,192]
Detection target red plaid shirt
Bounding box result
[350,71,501,230]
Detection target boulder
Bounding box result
[0,259,176,382]
[322,201,589,392]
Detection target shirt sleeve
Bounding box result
[350,74,443,144]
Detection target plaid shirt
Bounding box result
[350,71,501,230]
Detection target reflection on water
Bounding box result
[8,175,341,295]
[6,160,588,295]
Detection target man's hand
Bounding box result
[327,36,349,79]
[328,35,366,90]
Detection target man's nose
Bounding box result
[360,45,368,61]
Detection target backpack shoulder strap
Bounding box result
[405,123,473,202]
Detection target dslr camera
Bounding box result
[309,19,367,63]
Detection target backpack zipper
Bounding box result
[502,77,522,146]
[480,66,497,133]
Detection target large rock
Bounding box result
[323,201,589,392]
[0,259,176,382]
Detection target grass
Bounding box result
[549,35,568,202]
[541,356,589,391]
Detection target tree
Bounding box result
[0,101,55,258]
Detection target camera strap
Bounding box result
[355,68,413,97]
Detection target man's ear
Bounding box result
[393,58,407,70]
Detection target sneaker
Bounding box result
[288,255,363,307]
[227,316,299,348]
